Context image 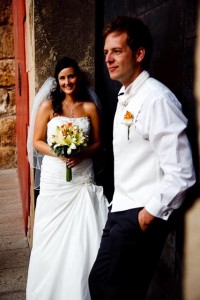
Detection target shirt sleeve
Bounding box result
[143,92,196,220]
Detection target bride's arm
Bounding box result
[82,101,101,157]
[33,100,57,157]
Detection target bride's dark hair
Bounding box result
[50,57,91,115]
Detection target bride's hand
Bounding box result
[58,156,67,163]
[66,157,82,168]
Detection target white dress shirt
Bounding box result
[111,71,196,220]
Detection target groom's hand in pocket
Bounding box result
[138,208,156,232]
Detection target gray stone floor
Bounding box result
[0,169,30,300]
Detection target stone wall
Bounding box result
[34,0,96,91]
[0,0,16,169]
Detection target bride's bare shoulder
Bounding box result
[39,99,53,110]
[82,101,98,112]
[36,99,54,120]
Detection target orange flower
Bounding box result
[124,111,134,120]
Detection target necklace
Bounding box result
[64,101,80,117]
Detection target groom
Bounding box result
[89,16,196,300]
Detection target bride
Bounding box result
[26,57,108,300]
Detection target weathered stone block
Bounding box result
[0,234,28,251]
[0,117,16,146]
[0,0,13,25]
[0,248,30,269]
[0,26,14,58]
[0,268,28,294]
[0,88,16,115]
[0,147,17,169]
[0,59,15,86]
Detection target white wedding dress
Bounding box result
[26,116,108,300]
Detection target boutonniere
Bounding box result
[122,111,134,140]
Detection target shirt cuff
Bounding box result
[145,197,174,220]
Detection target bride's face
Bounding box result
[58,67,79,96]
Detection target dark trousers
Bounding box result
[89,207,171,300]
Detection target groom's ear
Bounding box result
[136,47,145,63]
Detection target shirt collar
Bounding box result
[118,70,150,107]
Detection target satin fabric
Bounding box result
[26,117,108,300]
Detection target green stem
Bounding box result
[66,164,72,182]
[128,127,130,140]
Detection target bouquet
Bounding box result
[122,111,134,140]
[48,123,88,182]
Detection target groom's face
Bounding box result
[104,32,136,86]
[104,32,139,88]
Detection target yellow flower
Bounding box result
[48,122,89,181]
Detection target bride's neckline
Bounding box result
[52,115,89,119]
[48,116,89,124]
